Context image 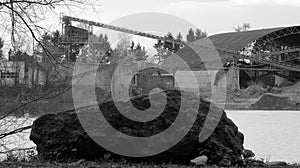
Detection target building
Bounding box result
[0,61,25,86]
[208,25,300,89]
[168,26,300,90]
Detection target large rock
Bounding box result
[30,90,246,166]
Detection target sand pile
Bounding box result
[239,85,266,98]
[281,81,300,94]
[250,94,299,110]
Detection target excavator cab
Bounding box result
[129,68,175,97]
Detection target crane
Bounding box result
[61,15,300,72]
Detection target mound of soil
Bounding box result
[30,90,248,166]
[239,85,266,98]
[281,81,300,94]
[250,94,299,110]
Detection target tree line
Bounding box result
[0,27,208,65]
[1,23,253,65]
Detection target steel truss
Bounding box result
[61,16,300,72]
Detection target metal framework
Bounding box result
[60,15,300,72]
[260,26,300,43]
[61,16,183,46]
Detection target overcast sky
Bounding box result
[44,0,299,55]
[54,0,300,35]
[2,0,300,55]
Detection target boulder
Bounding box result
[30,90,246,166]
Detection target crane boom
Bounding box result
[62,15,300,72]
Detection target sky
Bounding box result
[55,0,300,35]
[2,0,300,56]
[50,0,300,55]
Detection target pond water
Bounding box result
[227,110,300,163]
[0,115,36,160]
[1,110,299,163]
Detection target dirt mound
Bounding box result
[239,85,266,98]
[281,81,300,94]
[227,85,266,101]
[30,90,248,166]
[250,94,299,110]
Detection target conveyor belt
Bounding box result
[62,16,300,72]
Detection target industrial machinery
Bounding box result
[129,67,176,97]
[60,16,300,94]
[60,15,300,71]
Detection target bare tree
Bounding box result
[0,0,101,157]
[0,37,4,60]
[1,0,100,56]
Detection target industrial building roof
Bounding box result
[208,27,283,51]
[209,25,300,51]
[165,25,300,70]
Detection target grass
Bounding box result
[1,151,300,168]
[0,160,300,168]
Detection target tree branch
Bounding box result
[0,125,32,139]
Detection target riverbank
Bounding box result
[222,84,300,110]
[2,83,300,118]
